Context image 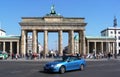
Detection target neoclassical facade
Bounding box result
[86,36,115,55]
[101,27,120,54]
[0,36,20,55]
[74,35,115,56]
[0,29,20,55]
[19,14,87,57]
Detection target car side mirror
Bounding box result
[67,60,71,62]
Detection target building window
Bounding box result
[103,33,106,36]
[111,31,113,34]
[119,36,120,40]
[119,43,120,47]
[118,32,120,34]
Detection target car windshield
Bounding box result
[62,56,70,62]
[62,56,80,62]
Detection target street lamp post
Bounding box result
[114,16,117,59]
[114,26,117,59]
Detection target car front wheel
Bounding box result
[80,64,84,71]
[59,66,65,74]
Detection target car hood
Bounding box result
[46,60,64,66]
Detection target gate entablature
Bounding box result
[20,16,86,31]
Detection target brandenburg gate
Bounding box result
[19,6,87,58]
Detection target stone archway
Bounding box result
[19,7,87,58]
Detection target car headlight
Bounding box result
[51,64,61,67]
[51,65,55,67]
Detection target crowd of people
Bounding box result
[9,50,59,60]
[4,50,120,60]
[86,52,119,59]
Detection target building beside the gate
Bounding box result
[86,36,115,55]
[101,27,120,54]
[0,29,20,55]
[74,35,115,56]
[101,17,120,55]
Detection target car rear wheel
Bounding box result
[59,66,65,74]
[80,64,84,71]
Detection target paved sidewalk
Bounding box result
[86,56,120,61]
[1,56,120,62]
[2,57,60,62]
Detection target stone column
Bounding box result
[58,30,63,56]
[79,31,81,54]
[110,42,112,53]
[113,42,115,54]
[44,30,48,58]
[108,42,110,52]
[82,30,86,55]
[101,42,103,53]
[21,30,26,56]
[32,30,38,53]
[79,30,86,55]
[94,42,96,56]
[69,30,74,55]
[10,42,12,55]
[3,42,5,51]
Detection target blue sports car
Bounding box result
[44,56,86,74]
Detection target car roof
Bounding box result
[63,55,79,58]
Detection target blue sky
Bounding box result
[0,0,120,50]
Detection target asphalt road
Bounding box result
[0,59,120,77]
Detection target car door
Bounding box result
[71,57,80,69]
[66,57,79,70]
